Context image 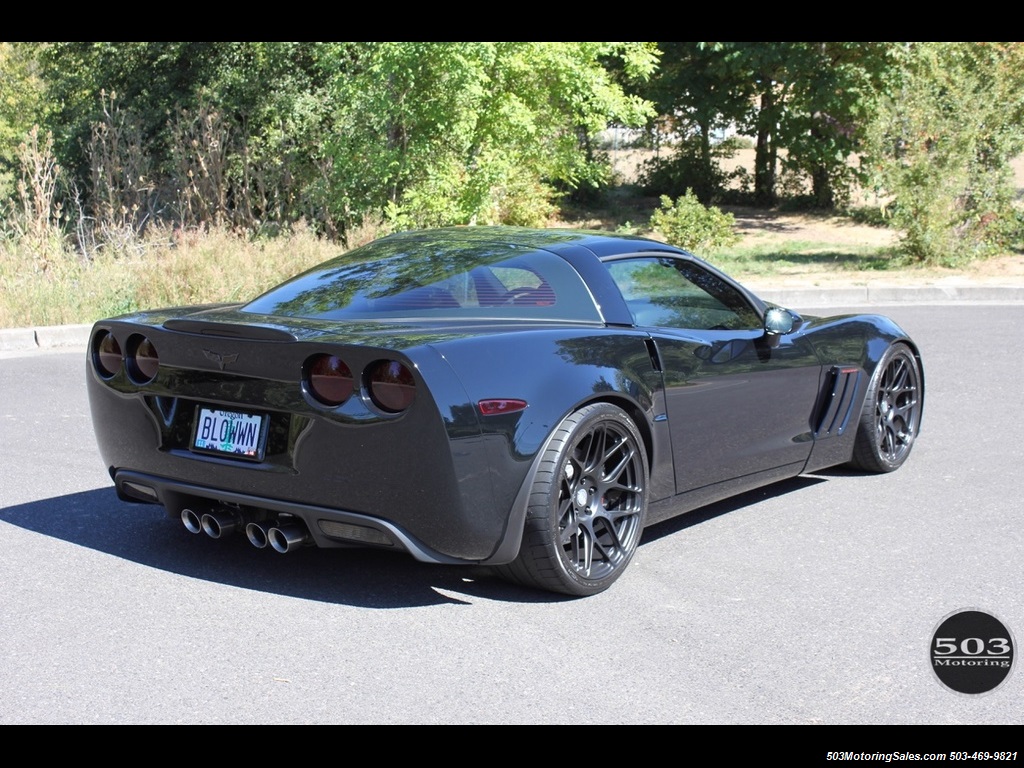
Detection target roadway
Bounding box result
[0,303,1021,724]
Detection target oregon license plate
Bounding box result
[191,407,267,460]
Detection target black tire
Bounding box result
[850,342,923,473]
[498,403,648,596]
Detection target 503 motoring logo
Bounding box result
[930,609,1015,695]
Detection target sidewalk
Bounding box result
[3,283,1024,354]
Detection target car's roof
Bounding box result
[377,226,688,259]
[236,225,768,329]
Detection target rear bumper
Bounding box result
[115,469,476,565]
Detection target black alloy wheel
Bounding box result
[851,342,923,473]
[499,403,649,596]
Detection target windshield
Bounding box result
[243,235,602,323]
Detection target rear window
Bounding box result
[243,237,601,323]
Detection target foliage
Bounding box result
[718,135,754,152]
[4,40,1024,279]
[630,42,753,204]
[0,43,46,199]
[35,42,339,235]
[864,42,1024,265]
[322,42,658,232]
[779,43,897,209]
[10,42,659,239]
[649,191,739,252]
[84,91,158,243]
[2,126,67,271]
[635,42,897,209]
[639,140,749,204]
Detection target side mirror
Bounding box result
[763,307,802,348]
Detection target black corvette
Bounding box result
[87,227,924,596]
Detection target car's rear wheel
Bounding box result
[850,342,922,473]
[498,403,648,596]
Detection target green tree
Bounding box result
[0,42,46,200]
[640,42,896,208]
[723,42,893,208]
[34,42,341,232]
[40,42,222,175]
[865,42,1024,264]
[633,42,753,204]
[779,42,896,208]
[731,42,793,207]
[31,42,658,236]
[321,42,658,230]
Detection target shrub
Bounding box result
[863,43,1024,265]
[639,137,750,205]
[648,191,739,253]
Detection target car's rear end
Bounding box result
[85,227,666,570]
[86,308,513,563]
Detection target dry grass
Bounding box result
[0,223,340,328]
[3,151,1023,329]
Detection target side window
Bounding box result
[606,257,760,330]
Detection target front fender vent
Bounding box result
[815,366,862,439]
[644,338,663,372]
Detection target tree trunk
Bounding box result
[754,90,777,207]
[811,164,835,209]
[696,122,714,204]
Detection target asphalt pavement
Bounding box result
[3,304,1021,724]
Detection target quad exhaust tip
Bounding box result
[181,507,242,539]
[201,511,241,539]
[180,508,312,554]
[246,521,271,549]
[268,524,313,554]
[246,519,313,553]
[181,508,204,535]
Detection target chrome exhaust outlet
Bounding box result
[268,524,313,554]
[181,508,204,535]
[201,510,242,539]
[246,520,272,549]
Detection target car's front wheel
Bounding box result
[850,342,923,473]
[498,403,649,597]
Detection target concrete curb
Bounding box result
[1,285,1022,353]
[0,324,91,353]
[755,284,1024,308]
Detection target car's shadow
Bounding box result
[1,475,831,607]
[640,473,839,543]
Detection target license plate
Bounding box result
[191,407,267,460]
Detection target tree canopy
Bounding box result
[0,42,46,198]
[865,42,1024,263]
[11,41,657,238]
[635,41,897,207]
[1,41,1021,265]
[632,41,1022,263]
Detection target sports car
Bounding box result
[87,227,924,596]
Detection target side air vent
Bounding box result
[815,366,862,439]
[644,338,663,372]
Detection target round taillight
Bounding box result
[367,360,416,413]
[305,354,354,406]
[127,335,159,384]
[94,331,123,378]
